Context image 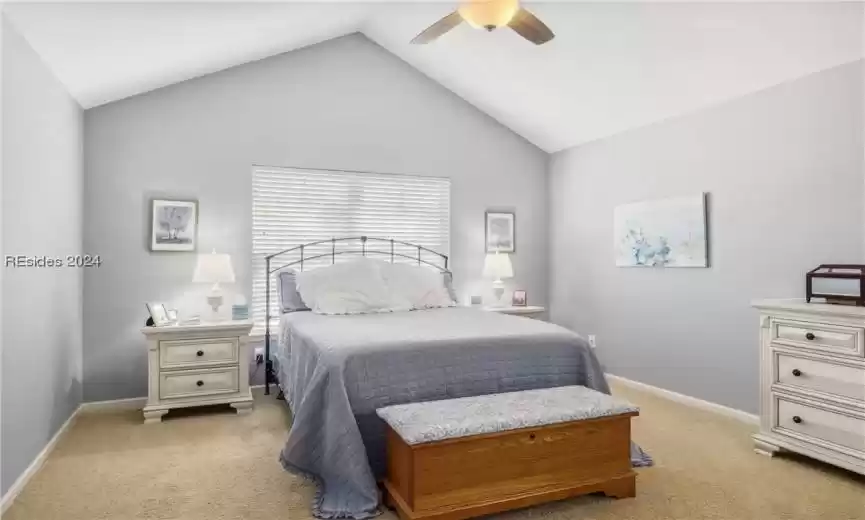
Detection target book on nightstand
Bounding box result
[232,304,249,321]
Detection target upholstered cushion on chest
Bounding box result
[376,385,639,445]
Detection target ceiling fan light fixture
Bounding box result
[410,0,553,45]
[457,0,519,31]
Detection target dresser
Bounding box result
[752,300,865,475]
[141,320,254,424]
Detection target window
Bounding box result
[251,166,451,331]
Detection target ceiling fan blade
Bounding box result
[411,11,463,44]
[507,8,555,45]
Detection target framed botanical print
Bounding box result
[485,211,515,253]
[150,199,198,252]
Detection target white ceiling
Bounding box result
[5,2,863,152]
[3,3,370,108]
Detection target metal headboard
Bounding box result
[263,236,449,395]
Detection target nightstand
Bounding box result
[482,305,546,319]
[141,320,254,424]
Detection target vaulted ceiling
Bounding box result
[5,2,863,152]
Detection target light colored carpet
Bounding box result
[5,382,865,520]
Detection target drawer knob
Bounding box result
[529,433,536,440]
[792,369,802,377]
[196,350,204,357]
[792,415,802,424]
[805,332,816,341]
[196,380,204,387]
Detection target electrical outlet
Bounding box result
[254,347,264,364]
[587,335,597,349]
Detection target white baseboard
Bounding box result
[607,373,759,425]
[0,407,80,514]
[79,396,147,413]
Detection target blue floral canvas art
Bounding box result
[614,194,708,267]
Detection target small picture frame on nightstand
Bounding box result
[512,290,527,307]
[146,302,172,326]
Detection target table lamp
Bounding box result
[193,250,235,318]
[483,251,513,306]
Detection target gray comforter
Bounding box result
[276,307,651,519]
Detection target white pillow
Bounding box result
[295,259,412,315]
[379,262,455,310]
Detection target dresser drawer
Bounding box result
[160,338,238,369]
[159,367,239,400]
[775,352,865,403]
[770,319,864,357]
[774,395,865,455]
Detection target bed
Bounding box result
[263,237,651,519]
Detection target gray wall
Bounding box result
[1,18,83,495]
[83,34,548,401]
[549,61,864,414]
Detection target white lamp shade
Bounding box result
[193,251,235,284]
[482,252,514,280]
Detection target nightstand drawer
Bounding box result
[160,338,238,369]
[775,352,865,403]
[773,395,865,455]
[770,319,864,358]
[159,367,239,400]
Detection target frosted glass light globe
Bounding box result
[458,0,519,30]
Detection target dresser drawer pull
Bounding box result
[792,415,803,424]
[805,332,816,341]
[196,350,204,357]
[196,380,204,387]
[791,369,802,377]
[529,433,536,440]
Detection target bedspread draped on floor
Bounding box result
[276,308,653,519]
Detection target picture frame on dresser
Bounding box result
[145,302,171,326]
[512,290,527,306]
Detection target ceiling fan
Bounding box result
[411,0,554,46]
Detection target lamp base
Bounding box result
[490,280,506,307]
[204,291,224,322]
[207,294,224,313]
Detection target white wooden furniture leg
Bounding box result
[143,409,169,424]
[753,435,782,457]
[231,401,254,416]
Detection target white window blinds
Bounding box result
[252,166,451,331]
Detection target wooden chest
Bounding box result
[382,411,638,520]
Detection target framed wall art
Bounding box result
[613,193,708,267]
[150,199,198,252]
[485,211,515,253]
